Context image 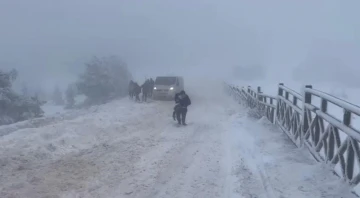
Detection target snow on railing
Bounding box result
[225,83,277,123]
[224,82,360,193]
[277,83,303,146]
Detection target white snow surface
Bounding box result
[42,103,67,116]
[0,81,356,198]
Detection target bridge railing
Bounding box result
[276,83,304,146]
[226,83,277,123]
[258,91,277,124]
[225,82,360,191]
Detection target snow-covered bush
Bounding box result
[76,56,132,105]
[0,69,44,126]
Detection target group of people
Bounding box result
[128,78,191,125]
[128,78,155,102]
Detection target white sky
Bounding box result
[0,0,359,91]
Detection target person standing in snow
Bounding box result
[149,78,155,97]
[133,82,141,102]
[128,80,134,99]
[173,92,181,120]
[176,90,191,125]
[141,80,150,102]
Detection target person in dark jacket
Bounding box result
[128,80,134,99]
[133,82,141,102]
[173,92,181,120]
[141,80,150,102]
[176,90,191,125]
[149,78,155,97]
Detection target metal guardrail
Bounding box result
[225,82,360,191]
[225,83,277,123]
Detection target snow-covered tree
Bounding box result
[77,56,132,105]
[0,69,17,88]
[0,69,43,125]
[106,56,133,97]
[52,86,64,105]
[34,87,47,104]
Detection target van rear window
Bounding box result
[155,77,176,85]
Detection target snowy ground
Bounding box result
[41,94,87,117]
[0,81,356,198]
[230,79,360,188]
[42,103,67,116]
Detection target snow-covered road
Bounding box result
[0,82,356,198]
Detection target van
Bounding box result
[153,76,184,100]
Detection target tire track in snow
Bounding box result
[154,123,223,198]
[129,123,220,198]
[223,112,277,198]
[116,87,246,198]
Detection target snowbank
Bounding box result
[0,100,113,138]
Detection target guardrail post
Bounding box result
[344,110,351,126]
[302,85,312,146]
[321,99,328,112]
[276,83,284,123]
[257,86,262,101]
[257,86,263,114]
[278,83,284,96]
[343,109,354,180]
[317,98,328,148]
[247,86,252,107]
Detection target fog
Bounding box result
[1,0,360,92]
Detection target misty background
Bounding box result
[1,0,360,92]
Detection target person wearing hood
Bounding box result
[175,90,191,125]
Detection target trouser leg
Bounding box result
[181,108,187,125]
[176,109,181,124]
[173,105,180,121]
